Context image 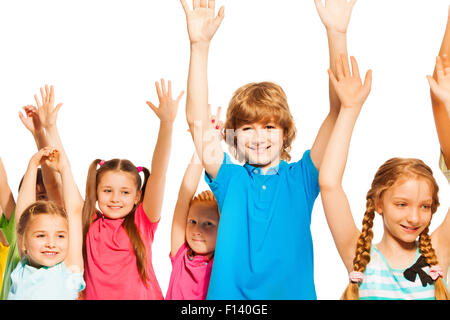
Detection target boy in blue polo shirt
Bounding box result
[181,0,356,299]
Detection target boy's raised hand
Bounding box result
[328,55,372,113]
[146,79,184,123]
[180,0,225,46]
[34,84,63,129]
[314,0,357,34]
[427,55,450,117]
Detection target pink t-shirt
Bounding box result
[84,203,163,300]
[165,243,214,300]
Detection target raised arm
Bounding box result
[319,55,372,272]
[0,157,14,221]
[143,79,184,223]
[430,7,450,168]
[311,0,356,170]
[15,148,55,233]
[34,85,83,206]
[44,149,84,272]
[181,0,225,179]
[19,104,63,206]
[171,104,223,256]
[170,152,203,257]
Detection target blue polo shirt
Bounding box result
[205,150,320,300]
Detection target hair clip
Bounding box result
[137,166,143,173]
[98,160,106,167]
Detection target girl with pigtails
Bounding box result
[82,79,184,300]
[319,54,449,300]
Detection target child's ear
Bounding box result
[374,199,383,216]
[135,190,142,205]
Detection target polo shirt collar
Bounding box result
[244,160,287,176]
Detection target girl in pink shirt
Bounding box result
[81,79,184,300]
[166,107,222,300]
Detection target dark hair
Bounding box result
[18,167,45,192]
[81,159,150,285]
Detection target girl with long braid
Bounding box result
[319,54,449,300]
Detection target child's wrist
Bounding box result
[326,28,347,38]
[191,41,210,52]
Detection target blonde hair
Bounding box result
[224,82,296,162]
[341,158,449,300]
[17,200,67,237]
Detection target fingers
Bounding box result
[155,81,162,100]
[327,68,339,91]
[175,90,185,103]
[146,101,158,114]
[441,54,450,73]
[350,56,360,79]
[427,75,439,93]
[335,55,344,80]
[363,69,373,93]
[208,0,215,10]
[54,103,63,115]
[180,0,190,14]
[436,56,445,81]
[215,6,225,25]
[200,0,207,8]
[341,54,351,77]
[193,0,200,9]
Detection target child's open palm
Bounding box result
[34,85,63,129]
[146,79,184,123]
[328,55,372,113]
[181,0,225,45]
[314,0,357,34]
[427,55,450,117]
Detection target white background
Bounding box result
[0,0,448,299]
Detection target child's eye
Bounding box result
[396,203,407,207]
[103,189,111,193]
[36,234,45,238]
[188,219,196,225]
[122,191,130,195]
[58,234,66,239]
[204,221,214,227]
[421,204,432,210]
[241,126,252,131]
[265,125,276,129]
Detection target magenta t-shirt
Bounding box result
[84,203,163,300]
[165,243,214,300]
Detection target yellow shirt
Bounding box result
[0,242,9,290]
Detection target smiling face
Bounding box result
[235,121,285,170]
[376,177,434,245]
[186,202,219,258]
[21,214,69,268]
[97,170,141,219]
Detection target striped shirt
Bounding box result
[359,246,435,300]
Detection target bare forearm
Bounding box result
[327,30,348,115]
[319,110,358,190]
[186,44,210,127]
[16,165,38,227]
[0,158,15,221]
[432,12,450,165]
[34,130,63,206]
[151,121,174,179]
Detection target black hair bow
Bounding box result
[403,255,433,287]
